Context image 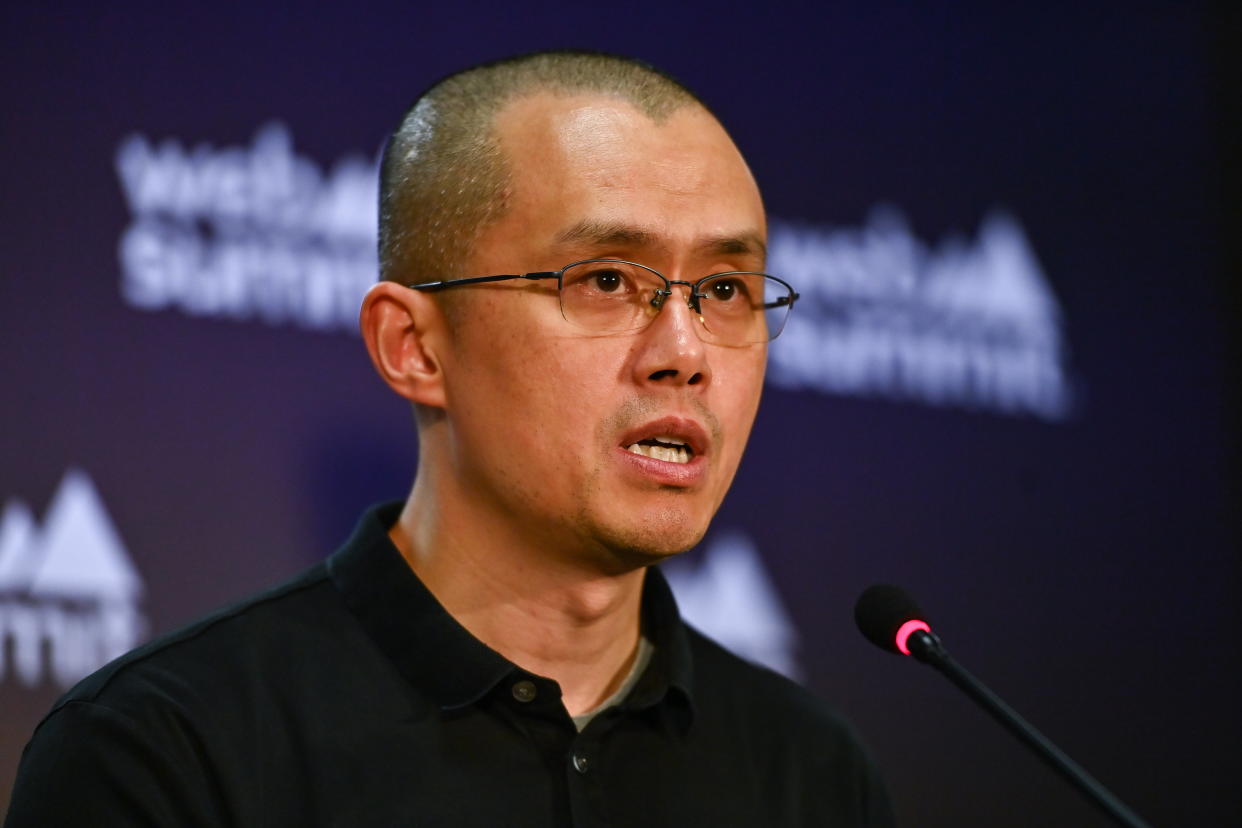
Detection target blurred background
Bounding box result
[2,2,1237,824]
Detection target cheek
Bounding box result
[534,340,628,452]
[455,313,626,466]
[715,355,767,454]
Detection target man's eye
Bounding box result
[709,279,742,301]
[562,262,644,299]
[591,270,625,292]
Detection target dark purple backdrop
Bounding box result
[2,2,1237,825]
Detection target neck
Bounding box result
[389,457,646,717]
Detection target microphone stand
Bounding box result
[908,630,1152,828]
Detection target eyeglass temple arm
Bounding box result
[760,291,800,310]
[408,272,559,292]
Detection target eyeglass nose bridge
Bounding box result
[648,279,707,314]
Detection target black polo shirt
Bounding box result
[5,504,894,827]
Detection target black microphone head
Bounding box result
[855,584,931,655]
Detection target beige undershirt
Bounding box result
[570,635,654,732]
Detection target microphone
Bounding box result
[854,585,1151,828]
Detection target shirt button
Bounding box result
[511,680,537,703]
[572,752,590,774]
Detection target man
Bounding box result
[6,51,893,826]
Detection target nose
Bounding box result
[631,283,711,387]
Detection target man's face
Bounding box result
[437,92,768,571]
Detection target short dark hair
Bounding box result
[378,50,708,286]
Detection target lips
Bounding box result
[617,417,709,467]
[625,439,692,464]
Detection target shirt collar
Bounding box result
[326,502,513,709]
[326,502,697,725]
[632,559,695,725]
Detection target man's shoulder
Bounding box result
[683,623,863,743]
[52,562,340,715]
[6,563,359,826]
[681,624,893,823]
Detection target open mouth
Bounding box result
[625,436,693,465]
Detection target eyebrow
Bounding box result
[553,220,767,262]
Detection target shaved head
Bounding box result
[378,50,710,287]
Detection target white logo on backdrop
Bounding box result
[112,126,1072,420]
[0,470,147,688]
[768,207,1072,420]
[663,531,800,679]
[115,122,378,331]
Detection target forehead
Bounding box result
[487,92,765,261]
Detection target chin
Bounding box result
[590,504,710,571]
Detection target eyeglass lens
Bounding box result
[558,261,791,344]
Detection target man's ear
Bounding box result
[359,281,448,409]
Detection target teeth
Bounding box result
[625,442,692,464]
